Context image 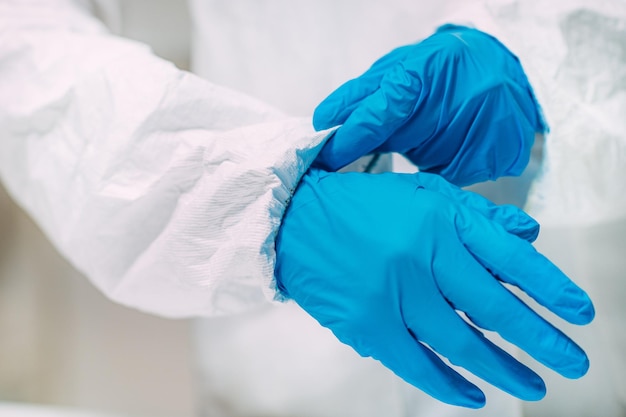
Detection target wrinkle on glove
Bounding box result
[313,25,547,186]
[276,169,594,408]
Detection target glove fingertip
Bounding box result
[312,102,338,130]
[515,212,540,242]
[578,297,596,325]
[314,77,378,130]
[564,290,595,326]
[459,384,487,409]
[487,204,540,243]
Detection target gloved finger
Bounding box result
[313,45,414,130]
[313,74,379,131]
[454,203,595,327]
[315,64,423,170]
[402,280,546,401]
[366,44,415,76]
[439,243,590,379]
[416,173,539,242]
[372,322,486,408]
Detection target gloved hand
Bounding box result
[313,25,547,186]
[275,169,594,408]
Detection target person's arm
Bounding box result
[0,0,330,317]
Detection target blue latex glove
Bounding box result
[313,25,547,186]
[275,170,594,408]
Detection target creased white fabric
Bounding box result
[0,0,330,317]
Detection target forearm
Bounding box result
[0,0,330,317]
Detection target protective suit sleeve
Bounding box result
[0,0,330,318]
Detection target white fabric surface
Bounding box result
[2,0,624,416]
[0,0,330,318]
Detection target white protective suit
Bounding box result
[0,0,334,318]
[1,1,625,417]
